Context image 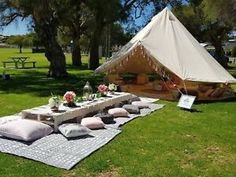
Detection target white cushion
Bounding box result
[108,108,129,117]
[58,123,91,138]
[0,119,53,141]
[131,101,150,108]
[81,117,105,129]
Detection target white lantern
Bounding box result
[83,81,93,100]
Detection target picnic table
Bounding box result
[2,56,36,69]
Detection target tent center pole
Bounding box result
[183,81,188,95]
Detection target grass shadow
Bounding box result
[0,69,105,97]
[66,63,89,70]
[180,108,203,113]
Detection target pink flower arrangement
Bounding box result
[97,84,108,94]
[63,91,76,103]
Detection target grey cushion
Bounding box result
[58,123,91,138]
[122,104,140,114]
[94,112,114,124]
[0,119,53,141]
[128,96,141,104]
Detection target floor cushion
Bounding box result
[131,101,150,108]
[108,108,129,117]
[136,73,149,85]
[128,96,141,104]
[93,112,114,124]
[58,123,91,138]
[81,117,105,129]
[0,119,53,141]
[122,104,140,114]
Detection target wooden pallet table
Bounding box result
[21,92,135,131]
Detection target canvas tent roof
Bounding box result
[96,8,236,83]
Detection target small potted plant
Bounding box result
[148,73,161,81]
[120,73,137,84]
[63,91,77,107]
[48,94,61,112]
[108,83,117,94]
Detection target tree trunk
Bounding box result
[207,21,230,69]
[211,40,228,68]
[19,44,22,53]
[88,14,104,70]
[45,42,67,77]
[89,35,100,70]
[72,39,82,66]
[35,21,68,78]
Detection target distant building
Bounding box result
[0,35,9,43]
[224,40,236,52]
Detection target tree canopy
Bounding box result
[1,0,235,76]
[202,0,236,25]
[172,0,233,68]
[6,34,33,53]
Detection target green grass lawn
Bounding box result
[0,48,236,177]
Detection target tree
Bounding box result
[120,0,183,38]
[57,28,71,52]
[0,0,68,77]
[100,23,132,57]
[151,0,182,13]
[172,0,233,68]
[201,0,236,67]
[31,32,44,51]
[85,0,142,70]
[202,21,232,68]
[110,23,132,46]
[6,35,32,53]
[202,0,236,25]
[58,1,90,67]
[30,0,68,77]
[131,0,233,68]
[86,0,118,70]
[79,34,90,54]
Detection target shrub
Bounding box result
[232,46,236,57]
[120,73,137,82]
[148,73,161,81]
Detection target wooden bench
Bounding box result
[2,60,36,68]
[2,60,18,68]
[22,61,36,68]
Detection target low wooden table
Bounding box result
[21,92,135,131]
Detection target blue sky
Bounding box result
[0,18,30,36]
[1,6,235,37]
[0,1,186,36]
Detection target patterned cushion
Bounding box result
[122,104,140,114]
[131,101,150,108]
[0,119,53,141]
[81,117,105,129]
[108,108,129,117]
[58,123,91,138]
[136,73,149,85]
[93,112,114,124]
